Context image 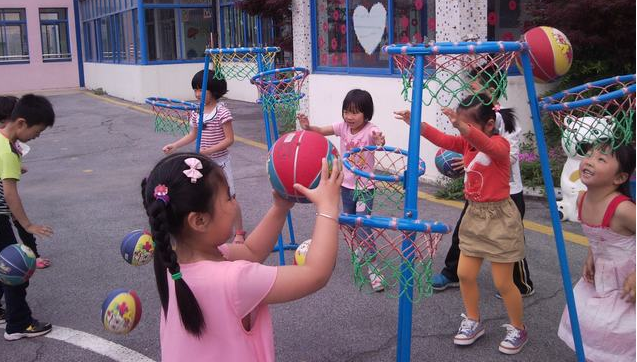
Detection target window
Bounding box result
[487,0,528,41]
[40,8,72,61]
[313,0,435,74]
[219,1,274,48]
[0,8,29,63]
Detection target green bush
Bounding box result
[434,177,465,200]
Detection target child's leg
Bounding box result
[491,262,524,329]
[356,188,375,255]
[13,218,40,258]
[458,253,483,320]
[0,214,32,333]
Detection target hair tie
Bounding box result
[492,104,501,112]
[153,184,170,204]
[171,272,182,281]
[183,157,203,183]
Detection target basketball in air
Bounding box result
[101,289,142,334]
[0,244,36,286]
[435,148,464,179]
[293,239,312,266]
[120,229,154,266]
[267,130,339,203]
[516,26,573,83]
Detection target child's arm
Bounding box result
[162,128,197,154]
[394,110,465,153]
[621,271,636,304]
[200,122,234,156]
[3,179,53,238]
[297,113,335,136]
[263,158,343,304]
[614,201,636,235]
[582,246,595,283]
[442,108,509,162]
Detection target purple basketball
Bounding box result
[0,244,36,286]
[435,148,464,179]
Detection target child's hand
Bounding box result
[582,249,595,283]
[293,158,342,214]
[450,157,464,171]
[372,131,385,146]
[162,144,175,154]
[272,191,294,212]
[297,113,310,130]
[621,272,636,303]
[27,223,53,238]
[393,110,411,125]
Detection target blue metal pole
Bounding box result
[72,0,85,87]
[519,50,586,362]
[396,54,425,362]
[137,0,148,65]
[196,55,211,153]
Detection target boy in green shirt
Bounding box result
[0,94,54,340]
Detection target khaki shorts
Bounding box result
[459,198,525,263]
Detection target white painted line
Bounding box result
[1,325,155,362]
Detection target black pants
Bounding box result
[0,214,33,333]
[13,217,39,258]
[440,192,534,294]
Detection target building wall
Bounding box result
[0,0,80,93]
[84,62,259,103]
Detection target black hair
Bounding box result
[141,152,228,337]
[10,94,55,127]
[191,70,228,100]
[342,89,374,122]
[0,96,18,121]
[468,63,507,102]
[457,93,516,133]
[607,143,635,198]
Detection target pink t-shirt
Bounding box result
[332,121,380,189]
[160,259,277,362]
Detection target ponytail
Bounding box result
[610,144,636,199]
[498,108,517,134]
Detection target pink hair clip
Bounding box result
[492,104,501,112]
[154,184,170,204]
[183,157,203,183]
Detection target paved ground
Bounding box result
[0,90,587,361]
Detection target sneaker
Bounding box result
[453,313,485,346]
[498,324,528,354]
[4,320,52,341]
[367,265,385,292]
[432,273,460,291]
[495,288,535,299]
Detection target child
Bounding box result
[162,70,246,243]
[558,143,635,361]
[0,96,50,270]
[297,89,386,292]
[141,152,342,361]
[395,93,527,354]
[0,94,54,340]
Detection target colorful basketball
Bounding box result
[516,26,573,83]
[267,130,339,203]
[435,148,464,179]
[101,289,142,334]
[293,239,312,266]
[121,229,154,266]
[0,244,36,286]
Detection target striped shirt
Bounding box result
[189,103,233,160]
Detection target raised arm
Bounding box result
[442,108,508,162]
[297,113,335,136]
[394,109,465,153]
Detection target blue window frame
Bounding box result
[219,1,274,48]
[40,8,72,61]
[0,8,29,64]
[312,0,435,76]
[487,0,527,75]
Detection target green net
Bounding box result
[252,68,309,133]
[146,99,195,136]
[541,78,635,156]
[393,50,517,107]
[340,224,442,302]
[209,50,278,81]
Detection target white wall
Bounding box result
[84,62,259,103]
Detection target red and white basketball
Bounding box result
[267,130,339,203]
[516,26,573,83]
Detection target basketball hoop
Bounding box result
[144,97,197,136]
[206,47,280,81]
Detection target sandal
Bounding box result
[233,230,246,244]
[36,258,51,269]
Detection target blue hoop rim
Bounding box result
[539,74,636,112]
[343,145,426,182]
[205,46,280,55]
[145,97,198,111]
[339,214,451,234]
[250,67,310,86]
[383,41,527,56]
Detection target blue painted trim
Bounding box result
[0,61,30,65]
[73,0,84,86]
[345,0,350,68]
[144,97,198,110]
[143,3,211,9]
[148,59,207,65]
[137,0,147,64]
[310,0,317,71]
[42,58,73,63]
[338,214,450,234]
[175,6,183,59]
[256,15,262,46]
[519,50,586,362]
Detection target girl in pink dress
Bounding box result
[558,143,636,362]
[142,152,343,362]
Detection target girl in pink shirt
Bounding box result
[395,93,527,354]
[141,152,343,362]
[297,89,386,292]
